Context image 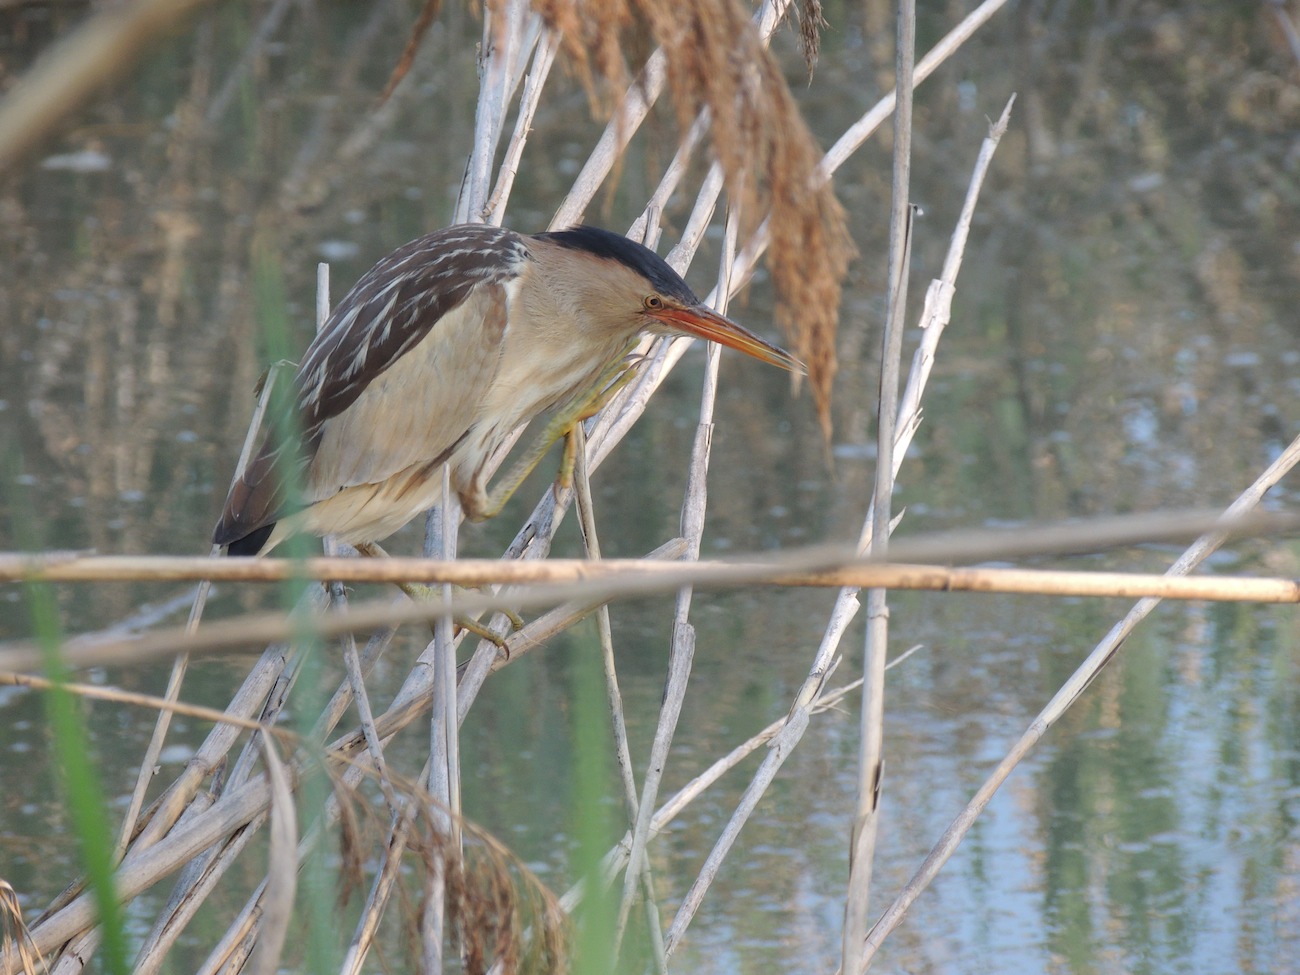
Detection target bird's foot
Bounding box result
[353,541,522,647]
[398,580,523,649]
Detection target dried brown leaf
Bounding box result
[0,880,47,975]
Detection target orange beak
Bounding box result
[649,303,804,373]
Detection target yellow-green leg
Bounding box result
[472,347,641,521]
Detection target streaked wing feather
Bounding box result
[305,283,510,499]
[296,224,527,444]
[214,224,526,546]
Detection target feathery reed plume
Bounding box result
[793,0,826,73]
[530,0,854,436]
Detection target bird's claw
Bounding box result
[398,580,523,648]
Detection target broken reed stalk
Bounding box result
[844,1,916,968]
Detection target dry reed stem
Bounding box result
[845,2,917,966]
[573,430,670,971]
[483,30,561,224]
[2,505,1289,587]
[8,563,1300,679]
[430,6,535,965]
[249,737,296,975]
[134,806,262,975]
[635,201,744,954]
[424,488,458,975]
[340,768,424,975]
[611,231,728,958]
[314,262,400,821]
[857,432,1300,969]
[458,0,541,224]
[613,195,759,951]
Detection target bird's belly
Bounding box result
[286,464,447,546]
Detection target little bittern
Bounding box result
[214,224,801,556]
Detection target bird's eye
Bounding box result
[643,295,664,311]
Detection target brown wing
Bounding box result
[213,224,528,551]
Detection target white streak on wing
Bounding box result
[498,274,526,345]
[365,277,406,318]
[320,301,362,349]
[343,292,400,379]
[384,251,421,273]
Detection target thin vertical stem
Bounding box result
[614,198,742,955]
[843,2,915,972]
[573,428,669,972]
[457,0,537,223]
[423,469,458,975]
[421,0,538,963]
[313,263,399,816]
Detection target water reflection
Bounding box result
[2,2,1299,973]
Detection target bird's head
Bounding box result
[534,226,804,374]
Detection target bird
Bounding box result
[214,223,802,557]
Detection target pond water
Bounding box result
[1,2,1298,973]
